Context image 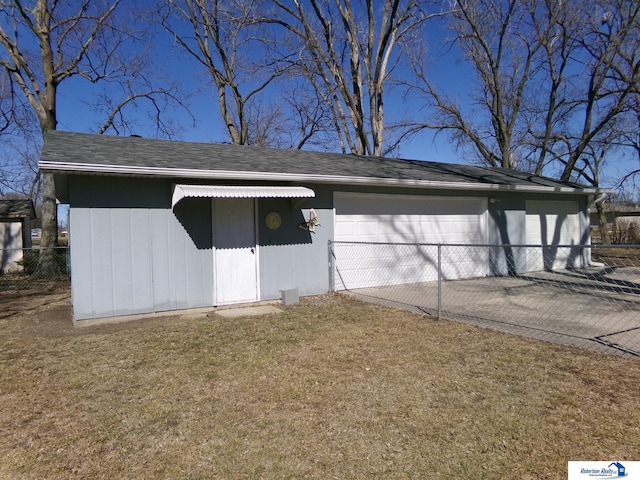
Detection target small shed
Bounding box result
[39,131,607,322]
[0,199,36,273]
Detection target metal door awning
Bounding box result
[172,184,315,208]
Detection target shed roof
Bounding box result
[39,131,605,196]
[0,199,36,219]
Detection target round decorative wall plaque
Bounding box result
[265,211,282,230]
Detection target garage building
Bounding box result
[39,131,604,321]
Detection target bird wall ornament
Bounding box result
[299,208,321,233]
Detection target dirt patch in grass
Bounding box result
[1,293,638,479]
[0,277,69,322]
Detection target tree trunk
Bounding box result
[36,171,59,277]
[596,201,610,244]
[36,84,59,276]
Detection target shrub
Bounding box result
[610,218,640,244]
[16,248,69,278]
[17,250,40,274]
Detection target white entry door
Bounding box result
[212,198,258,305]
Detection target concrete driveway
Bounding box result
[345,266,640,358]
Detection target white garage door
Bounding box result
[333,193,488,289]
[525,200,582,271]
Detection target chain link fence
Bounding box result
[329,241,640,358]
[0,247,70,298]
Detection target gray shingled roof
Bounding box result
[39,131,601,194]
[0,199,35,219]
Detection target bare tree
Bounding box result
[542,0,639,240]
[0,0,183,273]
[0,70,29,135]
[157,0,444,154]
[270,0,439,156]
[280,84,336,150]
[158,0,290,146]
[404,0,562,169]
[0,135,40,197]
[405,0,639,184]
[523,0,640,184]
[555,0,640,183]
[612,93,640,198]
[0,69,36,196]
[527,0,638,244]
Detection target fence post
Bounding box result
[437,243,442,320]
[328,240,335,292]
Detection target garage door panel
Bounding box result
[333,243,440,289]
[357,221,378,237]
[334,193,488,289]
[451,220,472,235]
[526,215,580,245]
[525,200,582,271]
[338,216,485,241]
[335,221,355,237]
[336,194,484,216]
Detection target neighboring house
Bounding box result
[0,199,36,274]
[590,203,640,226]
[39,131,607,322]
[590,203,640,243]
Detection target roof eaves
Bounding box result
[38,161,607,195]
